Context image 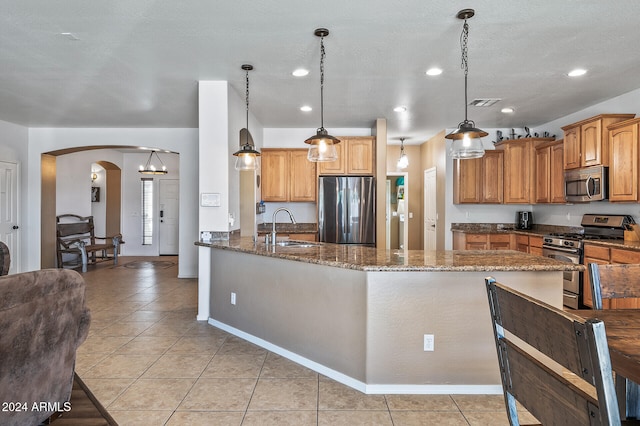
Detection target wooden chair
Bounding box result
[56,214,123,272]
[589,263,640,310]
[589,262,640,419]
[485,276,622,425]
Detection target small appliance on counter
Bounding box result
[516,211,533,230]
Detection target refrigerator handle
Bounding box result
[344,187,350,234]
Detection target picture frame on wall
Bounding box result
[91,186,100,202]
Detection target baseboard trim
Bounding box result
[208,318,503,395]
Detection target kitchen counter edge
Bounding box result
[195,238,583,272]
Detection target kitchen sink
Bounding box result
[275,240,321,248]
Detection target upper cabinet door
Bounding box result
[347,138,374,174]
[581,119,602,167]
[563,126,581,170]
[609,121,638,202]
[261,150,289,202]
[482,151,504,203]
[289,150,317,202]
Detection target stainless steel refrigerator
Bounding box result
[318,176,375,245]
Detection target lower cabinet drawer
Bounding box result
[583,244,610,261]
[611,248,640,264]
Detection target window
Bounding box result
[141,178,153,245]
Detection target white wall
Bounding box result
[28,128,198,278]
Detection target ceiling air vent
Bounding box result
[469,98,501,107]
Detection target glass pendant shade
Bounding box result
[397,153,409,169]
[446,121,488,159]
[233,143,260,171]
[305,128,339,162]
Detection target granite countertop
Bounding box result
[581,239,640,252]
[257,223,317,234]
[196,237,583,272]
[451,223,640,251]
[451,223,581,237]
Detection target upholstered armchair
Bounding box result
[0,269,91,426]
[0,241,9,275]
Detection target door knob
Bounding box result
[12,225,19,230]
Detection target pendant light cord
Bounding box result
[245,68,250,146]
[460,19,469,123]
[319,35,325,130]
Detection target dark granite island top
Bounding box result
[196,237,583,272]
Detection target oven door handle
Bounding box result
[543,246,581,255]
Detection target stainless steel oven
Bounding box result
[542,236,582,309]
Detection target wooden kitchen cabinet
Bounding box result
[261,149,316,202]
[535,140,565,203]
[562,114,635,170]
[453,150,503,204]
[583,244,640,308]
[497,137,554,204]
[515,235,529,253]
[608,118,639,202]
[453,233,513,251]
[318,137,375,175]
[489,234,512,250]
[528,235,543,256]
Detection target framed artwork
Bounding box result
[91,186,100,202]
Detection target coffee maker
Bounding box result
[516,211,533,230]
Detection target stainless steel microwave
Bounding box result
[564,165,608,202]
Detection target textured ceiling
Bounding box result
[1,0,640,143]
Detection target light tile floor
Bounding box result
[75,256,539,425]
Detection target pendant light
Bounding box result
[233,64,260,171]
[305,28,340,162]
[397,138,409,169]
[446,9,487,159]
[138,150,168,174]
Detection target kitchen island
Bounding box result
[196,237,582,394]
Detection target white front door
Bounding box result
[159,179,179,255]
[0,161,18,273]
[424,168,437,250]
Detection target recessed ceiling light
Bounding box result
[568,69,587,77]
[426,68,443,76]
[393,106,407,113]
[501,107,515,114]
[300,105,312,112]
[292,68,309,77]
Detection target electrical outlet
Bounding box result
[566,212,571,221]
[230,292,236,305]
[424,334,434,351]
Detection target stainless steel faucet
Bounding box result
[270,207,296,244]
